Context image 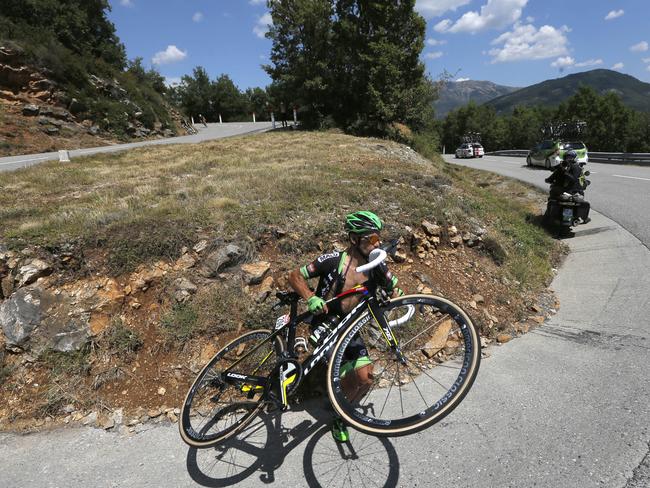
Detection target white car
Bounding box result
[455,143,474,158]
[471,143,484,158]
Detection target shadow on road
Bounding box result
[185,396,400,487]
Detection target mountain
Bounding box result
[485,69,650,114]
[435,80,519,118]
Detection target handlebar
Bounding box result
[356,248,387,273]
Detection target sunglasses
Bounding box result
[360,234,381,245]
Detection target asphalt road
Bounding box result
[442,154,650,250]
[0,122,274,172]
[1,154,649,487]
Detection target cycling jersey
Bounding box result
[299,249,397,371]
[300,250,399,308]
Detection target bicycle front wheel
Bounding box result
[179,329,283,448]
[327,294,480,437]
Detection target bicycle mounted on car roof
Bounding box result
[179,245,481,448]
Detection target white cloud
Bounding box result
[647,65,650,72]
[434,19,453,33]
[424,51,444,60]
[553,57,603,70]
[605,10,624,20]
[435,0,528,34]
[253,13,272,39]
[630,41,649,52]
[152,45,187,65]
[120,0,133,6]
[551,56,575,69]
[426,38,447,46]
[415,0,472,19]
[612,62,624,70]
[192,12,203,23]
[489,23,570,63]
[455,77,470,82]
[249,0,266,4]
[575,58,603,67]
[525,16,534,23]
[643,57,650,63]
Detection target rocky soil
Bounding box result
[0,221,562,434]
[0,44,183,157]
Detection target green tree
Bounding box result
[265,0,435,135]
[265,0,334,128]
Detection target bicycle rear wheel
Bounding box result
[327,294,480,437]
[179,329,283,448]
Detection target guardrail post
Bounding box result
[58,150,70,163]
[271,112,276,129]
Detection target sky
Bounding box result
[107,0,650,91]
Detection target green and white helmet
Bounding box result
[344,211,383,234]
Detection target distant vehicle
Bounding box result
[471,143,484,158]
[559,141,588,163]
[455,143,475,159]
[526,140,589,169]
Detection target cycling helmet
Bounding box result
[344,211,383,234]
[563,150,578,163]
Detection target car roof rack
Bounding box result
[541,120,587,139]
[461,131,482,143]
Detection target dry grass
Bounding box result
[0,130,558,287]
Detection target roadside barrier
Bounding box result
[486,150,650,166]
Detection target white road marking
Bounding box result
[612,174,650,182]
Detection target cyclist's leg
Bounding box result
[339,336,374,404]
[327,295,481,436]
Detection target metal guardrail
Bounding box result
[486,150,650,166]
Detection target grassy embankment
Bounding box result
[0,130,563,421]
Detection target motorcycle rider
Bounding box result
[545,150,591,224]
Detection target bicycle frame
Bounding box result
[221,282,401,410]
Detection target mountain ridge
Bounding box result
[485,69,650,114]
[435,80,519,118]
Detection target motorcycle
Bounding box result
[544,165,591,236]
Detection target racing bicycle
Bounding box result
[179,248,481,448]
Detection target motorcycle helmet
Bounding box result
[563,150,578,163]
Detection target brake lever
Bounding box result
[381,238,399,257]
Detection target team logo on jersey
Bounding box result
[317,251,340,263]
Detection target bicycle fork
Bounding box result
[368,300,407,364]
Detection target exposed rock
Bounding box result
[193,240,208,253]
[0,288,43,351]
[68,98,86,114]
[174,253,196,270]
[81,411,98,426]
[256,275,275,302]
[87,125,100,136]
[472,294,485,304]
[421,220,441,236]
[241,261,270,285]
[22,103,40,116]
[173,277,197,303]
[200,243,245,278]
[421,318,453,358]
[496,333,512,344]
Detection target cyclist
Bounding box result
[287,210,404,442]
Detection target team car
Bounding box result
[456,142,483,158]
[527,140,588,169]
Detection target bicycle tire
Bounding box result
[326,294,480,437]
[179,329,283,448]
